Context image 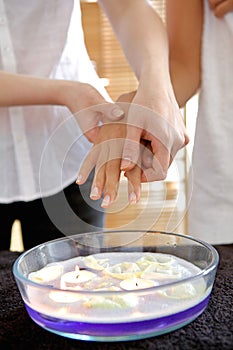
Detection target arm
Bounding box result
[77,0,190,206]
[97,0,189,180]
[166,0,203,107]
[77,95,142,208]
[0,71,124,142]
[0,71,66,106]
[98,0,170,85]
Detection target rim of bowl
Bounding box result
[12,230,219,295]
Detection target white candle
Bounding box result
[120,278,156,291]
[60,270,96,289]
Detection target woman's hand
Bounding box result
[0,72,125,144]
[209,0,233,17]
[116,84,189,183]
[58,81,124,143]
[76,120,142,208]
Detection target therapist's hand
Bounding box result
[117,86,189,183]
[61,81,124,143]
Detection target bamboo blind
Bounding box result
[80,0,166,100]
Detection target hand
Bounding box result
[76,121,141,208]
[76,80,189,206]
[61,81,124,143]
[117,86,189,183]
[209,0,233,17]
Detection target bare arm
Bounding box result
[98,0,170,88]
[96,0,188,181]
[0,71,66,107]
[166,0,203,107]
[0,71,124,142]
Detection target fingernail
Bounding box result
[112,107,124,118]
[129,192,137,205]
[76,174,83,184]
[90,186,99,199]
[101,194,111,208]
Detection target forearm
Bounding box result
[0,71,65,107]
[98,0,170,84]
[166,0,203,107]
[169,60,201,108]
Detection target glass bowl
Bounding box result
[13,230,219,342]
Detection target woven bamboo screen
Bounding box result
[80,0,166,100]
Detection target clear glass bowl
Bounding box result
[13,230,219,342]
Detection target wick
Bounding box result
[76,275,79,279]
[136,282,138,287]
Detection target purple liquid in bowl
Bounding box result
[25,295,210,341]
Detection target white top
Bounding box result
[0,0,110,203]
[188,1,233,244]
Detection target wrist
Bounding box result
[49,79,73,106]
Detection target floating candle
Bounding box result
[60,270,96,289]
[120,278,156,291]
[25,251,207,328]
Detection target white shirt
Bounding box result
[188,1,233,244]
[0,0,110,203]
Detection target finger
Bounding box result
[90,149,109,200]
[141,167,157,183]
[151,140,170,180]
[208,0,222,8]
[89,138,113,200]
[101,138,123,207]
[141,142,153,169]
[125,165,142,204]
[101,158,122,208]
[214,1,233,17]
[90,163,106,201]
[84,126,100,143]
[140,140,170,182]
[76,145,100,185]
[120,126,141,171]
[93,102,125,121]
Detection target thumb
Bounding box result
[93,102,125,122]
[121,125,141,171]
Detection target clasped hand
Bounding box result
[76,90,189,208]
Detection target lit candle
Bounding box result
[60,269,96,289]
[120,278,156,291]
